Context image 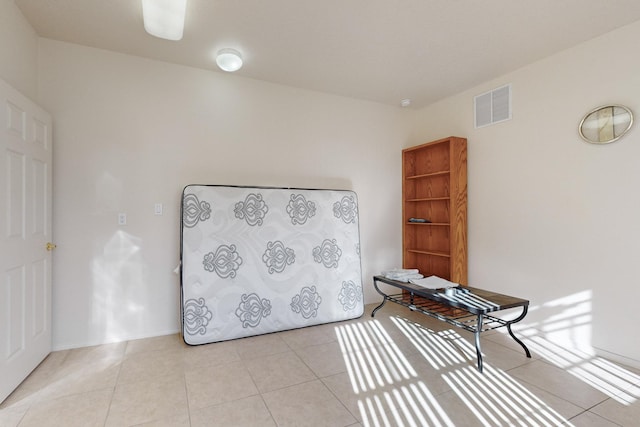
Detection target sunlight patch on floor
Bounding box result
[443,365,572,427]
[335,316,573,426]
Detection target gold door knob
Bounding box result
[46,242,57,251]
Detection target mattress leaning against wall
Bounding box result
[180,185,364,345]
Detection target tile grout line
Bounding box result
[101,340,127,427]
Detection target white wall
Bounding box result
[5,0,639,365]
[410,20,640,365]
[37,39,410,350]
[0,0,38,99]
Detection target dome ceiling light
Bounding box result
[216,48,243,72]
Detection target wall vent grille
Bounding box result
[474,84,511,128]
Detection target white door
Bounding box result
[0,77,53,403]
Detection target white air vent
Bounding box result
[474,84,512,128]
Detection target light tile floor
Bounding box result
[1,302,640,426]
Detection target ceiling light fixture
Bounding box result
[216,48,243,72]
[400,98,412,108]
[142,0,187,41]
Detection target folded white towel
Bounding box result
[386,273,424,282]
[381,268,419,276]
[381,268,423,282]
[409,275,459,289]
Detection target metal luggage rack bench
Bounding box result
[372,275,531,372]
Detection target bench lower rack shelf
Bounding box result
[372,275,531,373]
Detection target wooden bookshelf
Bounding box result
[402,136,467,284]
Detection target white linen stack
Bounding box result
[409,275,458,289]
[381,268,424,282]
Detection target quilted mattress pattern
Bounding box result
[180,185,364,345]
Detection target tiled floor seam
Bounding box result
[101,350,124,427]
[503,365,606,420]
[578,398,626,427]
[257,394,278,427]
[291,341,362,422]
[318,376,363,424]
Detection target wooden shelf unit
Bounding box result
[402,136,467,284]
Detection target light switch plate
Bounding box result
[154,203,163,215]
[118,213,127,225]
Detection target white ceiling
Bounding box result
[15,0,640,108]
